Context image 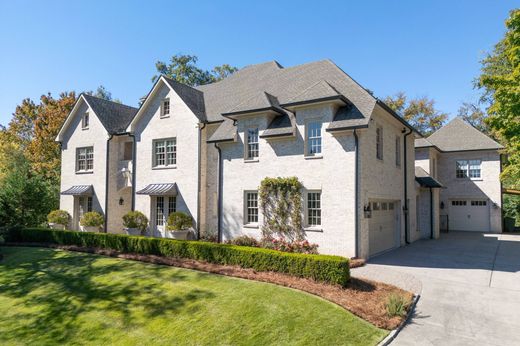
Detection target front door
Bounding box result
[74,196,92,230]
[151,196,176,237]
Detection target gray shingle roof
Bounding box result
[423,117,503,152]
[260,112,296,138]
[415,138,435,148]
[415,167,443,188]
[162,76,206,122]
[223,91,285,116]
[207,120,236,143]
[281,80,347,107]
[82,94,138,134]
[326,105,369,131]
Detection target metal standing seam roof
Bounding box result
[415,167,443,188]
[61,185,93,196]
[136,183,178,196]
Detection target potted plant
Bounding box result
[80,211,104,232]
[166,212,193,240]
[47,210,70,230]
[122,211,148,236]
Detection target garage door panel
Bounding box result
[369,200,399,257]
[449,199,489,232]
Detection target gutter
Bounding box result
[197,122,207,239]
[354,129,360,257]
[403,128,413,244]
[214,143,223,243]
[104,134,114,233]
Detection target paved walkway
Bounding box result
[351,232,520,346]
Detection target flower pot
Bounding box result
[80,225,101,232]
[170,230,190,240]
[49,223,66,230]
[124,228,142,236]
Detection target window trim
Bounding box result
[160,98,170,118]
[305,190,322,229]
[243,190,259,227]
[82,112,89,130]
[395,135,401,167]
[456,159,481,180]
[376,126,383,160]
[75,146,94,173]
[152,138,177,169]
[304,120,323,157]
[244,127,259,161]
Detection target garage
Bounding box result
[449,199,490,232]
[369,200,400,257]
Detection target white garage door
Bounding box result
[369,200,399,257]
[449,199,490,232]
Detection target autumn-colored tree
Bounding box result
[477,9,520,188]
[7,98,38,148]
[456,102,489,134]
[152,54,238,86]
[384,92,448,135]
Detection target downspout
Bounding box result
[353,129,360,258]
[104,134,114,233]
[214,143,223,243]
[197,122,207,239]
[403,128,413,244]
[430,187,434,239]
[129,133,137,211]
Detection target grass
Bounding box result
[0,247,386,345]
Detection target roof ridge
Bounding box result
[81,93,138,110]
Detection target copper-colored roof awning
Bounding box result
[61,185,93,196]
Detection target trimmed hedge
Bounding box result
[5,227,350,286]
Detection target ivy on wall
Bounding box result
[259,177,304,241]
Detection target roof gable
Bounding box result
[426,117,503,152]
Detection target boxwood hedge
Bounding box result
[5,227,350,286]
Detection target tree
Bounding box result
[457,102,489,133]
[7,98,38,148]
[152,54,238,86]
[384,92,448,135]
[477,9,520,188]
[86,85,121,103]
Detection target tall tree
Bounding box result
[152,54,238,86]
[477,9,520,188]
[86,85,121,103]
[384,92,448,135]
[456,102,489,133]
[7,98,38,148]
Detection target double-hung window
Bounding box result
[456,159,481,179]
[307,191,322,227]
[153,138,176,167]
[376,126,383,160]
[154,196,176,226]
[244,191,258,225]
[76,147,94,172]
[245,128,259,160]
[161,98,170,117]
[395,136,401,167]
[306,121,322,156]
[82,112,89,129]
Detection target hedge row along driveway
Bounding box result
[5,228,350,286]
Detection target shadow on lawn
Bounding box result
[0,247,215,344]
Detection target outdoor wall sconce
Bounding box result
[119,197,124,206]
[364,204,372,218]
[440,201,445,209]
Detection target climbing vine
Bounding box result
[259,176,304,241]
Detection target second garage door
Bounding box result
[369,200,400,257]
[449,199,490,232]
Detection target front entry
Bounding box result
[151,196,176,237]
[74,196,92,230]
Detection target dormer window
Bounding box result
[161,98,170,118]
[82,112,89,129]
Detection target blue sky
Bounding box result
[0,0,517,126]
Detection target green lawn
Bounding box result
[0,247,386,346]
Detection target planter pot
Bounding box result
[80,225,101,233]
[49,223,66,230]
[170,230,190,240]
[124,228,142,236]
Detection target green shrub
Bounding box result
[166,212,192,231]
[47,210,71,226]
[80,212,104,227]
[385,293,410,317]
[227,235,260,247]
[6,227,350,286]
[122,211,149,234]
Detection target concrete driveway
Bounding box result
[352,232,520,346]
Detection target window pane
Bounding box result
[154,141,165,166]
[168,196,176,214]
[246,128,259,159]
[469,160,481,178]
[307,192,321,226]
[395,136,400,166]
[376,127,383,160]
[245,192,258,223]
[166,139,177,165]
[307,122,322,155]
[456,160,468,178]
[156,197,164,226]
[162,99,170,116]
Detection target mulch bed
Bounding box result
[4,242,412,330]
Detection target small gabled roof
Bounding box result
[222,92,285,117]
[56,94,138,141]
[415,138,435,148]
[425,117,503,152]
[415,167,443,188]
[260,112,296,139]
[207,119,237,143]
[280,80,348,108]
[326,105,369,132]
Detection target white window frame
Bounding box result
[154,196,176,227]
[82,112,89,129]
[376,126,383,160]
[244,127,259,161]
[395,135,401,167]
[243,191,259,226]
[305,121,322,157]
[76,146,94,173]
[160,98,170,118]
[456,159,481,179]
[306,190,322,227]
[152,138,177,168]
